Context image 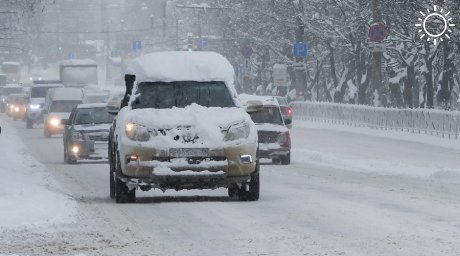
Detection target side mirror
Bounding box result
[245,100,264,113]
[284,119,292,125]
[61,119,68,125]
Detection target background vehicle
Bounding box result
[85,90,109,103]
[26,82,64,128]
[240,94,291,165]
[275,96,293,129]
[62,103,114,164]
[1,62,21,83]
[108,51,260,203]
[0,84,23,112]
[43,87,85,137]
[59,59,98,86]
[5,93,27,120]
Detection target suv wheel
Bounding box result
[44,128,51,138]
[109,152,115,199]
[26,118,33,129]
[281,153,291,165]
[114,152,135,203]
[64,145,77,164]
[238,162,260,201]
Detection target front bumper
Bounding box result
[118,139,257,180]
[257,143,290,159]
[27,109,43,121]
[68,140,108,160]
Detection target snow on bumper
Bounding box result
[119,139,257,179]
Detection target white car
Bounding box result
[108,51,261,203]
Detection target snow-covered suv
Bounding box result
[108,51,260,203]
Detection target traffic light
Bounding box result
[186,33,193,51]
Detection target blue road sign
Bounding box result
[132,40,142,51]
[292,43,308,58]
[235,64,243,77]
[195,37,209,48]
[68,53,76,59]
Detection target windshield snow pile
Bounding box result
[126,51,237,96]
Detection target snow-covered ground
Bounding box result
[1,114,460,255]
[0,119,76,231]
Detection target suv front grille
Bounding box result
[257,131,280,143]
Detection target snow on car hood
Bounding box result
[116,104,257,149]
[74,123,111,132]
[255,123,288,133]
[48,112,71,120]
[29,97,45,104]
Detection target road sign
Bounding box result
[292,43,308,58]
[68,53,76,59]
[368,23,388,43]
[195,37,208,48]
[132,40,142,51]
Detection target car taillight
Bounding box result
[284,107,293,116]
[278,131,291,148]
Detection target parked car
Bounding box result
[26,82,64,128]
[240,94,291,165]
[5,93,27,120]
[43,87,85,137]
[107,51,261,203]
[0,84,23,112]
[275,96,293,129]
[62,103,114,164]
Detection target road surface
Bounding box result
[1,117,460,256]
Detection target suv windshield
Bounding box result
[74,107,114,125]
[132,81,235,109]
[249,107,283,125]
[50,100,82,113]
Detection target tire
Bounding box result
[26,118,33,129]
[114,152,135,203]
[227,186,239,198]
[64,144,77,164]
[238,162,260,201]
[44,128,51,138]
[109,153,115,199]
[281,153,291,165]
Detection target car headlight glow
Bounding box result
[224,122,250,141]
[14,106,19,112]
[29,104,40,110]
[125,122,151,141]
[49,117,60,127]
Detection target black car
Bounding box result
[62,103,114,164]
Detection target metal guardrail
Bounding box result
[291,101,460,140]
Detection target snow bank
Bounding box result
[0,118,76,230]
[126,51,236,95]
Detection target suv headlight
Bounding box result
[29,104,40,110]
[224,122,250,141]
[125,122,151,141]
[48,117,60,127]
[71,131,83,141]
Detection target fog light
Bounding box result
[127,155,138,163]
[71,145,79,154]
[240,154,253,164]
[49,118,60,127]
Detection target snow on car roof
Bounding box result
[48,87,84,101]
[60,58,97,66]
[126,51,235,88]
[238,94,280,107]
[76,103,107,109]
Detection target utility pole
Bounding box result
[294,16,307,100]
[371,0,383,106]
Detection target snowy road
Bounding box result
[2,116,460,256]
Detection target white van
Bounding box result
[43,87,85,137]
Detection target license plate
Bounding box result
[169,148,209,158]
